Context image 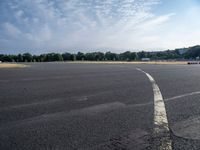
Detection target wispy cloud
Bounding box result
[0,0,178,53]
[2,22,22,38]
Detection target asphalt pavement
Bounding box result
[0,63,200,150]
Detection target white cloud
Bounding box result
[25,24,52,42]
[15,10,24,20]
[137,13,175,31]
[2,22,22,38]
[0,0,178,53]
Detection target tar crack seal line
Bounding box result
[136,68,172,150]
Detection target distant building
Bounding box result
[141,58,150,61]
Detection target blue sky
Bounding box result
[0,0,200,54]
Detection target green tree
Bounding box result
[76,52,85,60]
[105,52,117,61]
[62,53,73,61]
[2,55,13,62]
[120,51,136,61]
[85,53,95,60]
[17,54,23,62]
[137,51,146,60]
[23,53,32,62]
[54,53,63,61]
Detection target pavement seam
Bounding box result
[136,68,172,150]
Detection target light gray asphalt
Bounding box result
[0,63,200,149]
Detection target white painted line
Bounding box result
[136,68,172,150]
[165,91,200,101]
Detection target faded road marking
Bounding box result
[0,102,126,130]
[136,68,172,150]
[165,91,200,101]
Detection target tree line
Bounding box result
[1,45,200,62]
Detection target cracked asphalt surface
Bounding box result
[1,63,200,149]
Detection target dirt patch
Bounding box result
[0,63,27,68]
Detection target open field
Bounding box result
[0,63,27,68]
[1,63,200,149]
